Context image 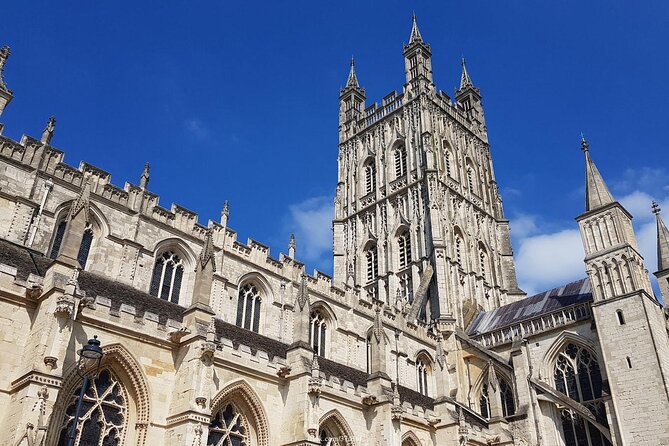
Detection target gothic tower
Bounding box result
[576,138,669,444]
[332,17,524,330]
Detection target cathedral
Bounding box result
[0,16,668,446]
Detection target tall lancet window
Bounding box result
[416,355,431,396]
[445,150,452,178]
[366,245,378,283]
[394,146,407,178]
[467,166,475,193]
[398,230,412,268]
[310,309,327,357]
[77,224,94,268]
[236,283,261,333]
[364,161,376,195]
[57,369,128,446]
[149,251,184,304]
[479,383,490,419]
[554,343,610,446]
[479,245,488,281]
[455,231,464,266]
[49,221,67,259]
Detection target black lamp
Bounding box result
[67,335,104,446]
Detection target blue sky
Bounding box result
[2,2,668,295]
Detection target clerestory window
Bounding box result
[310,310,327,357]
[149,251,184,304]
[236,283,262,333]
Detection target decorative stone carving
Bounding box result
[169,326,191,343]
[276,365,291,379]
[200,341,216,361]
[44,356,57,371]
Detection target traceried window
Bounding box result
[149,250,184,304]
[398,231,412,268]
[207,403,251,446]
[455,232,464,265]
[364,161,376,195]
[479,247,488,281]
[479,377,515,419]
[320,428,338,446]
[444,150,452,178]
[554,343,611,446]
[366,246,378,283]
[310,310,327,357]
[77,225,94,268]
[467,166,475,193]
[394,146,407,178]
[416,355,431,396]
[236,283,261,333]
[57,369,128,446]
[398,273,413,303]
[479,382,490,419]
[50,221,66,259]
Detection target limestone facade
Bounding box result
[0,15,668,446]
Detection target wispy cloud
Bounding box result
[512,167,669,297]
[283,196,334,273]
[184,118,209,141]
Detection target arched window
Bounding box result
[56,368,128,446]
[394,146,407,178]
[416,355,431,396]
[479,245,488,281]
[554,343,610,446]
[398,230,412,268]
[500,379,515,417]
[49,221,66,259]
[444,150,452,178]
[467,166,475,193]
[310,310,327,357]
[479,382,490,419]
[149,251,184,304]
[364,161,376,195]
[366,331,372,373]
[398,272,413,303]
[77,225,94,268]
[207,402,251,446]
[236,283,262,332]
[366,246,378,283]
[320,428,337,446]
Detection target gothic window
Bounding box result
[398,273,413,303]
[366,246,378,283]
[77,225,94,269]
[319,428,339,446]
[236,283,262,333]
[479,383,490,419]
[444,150,452,178]
[398,231,412,268]
[500,379,515,417]
[310,310,327,357]
[50,221,66,259]
[455,231,464,266]
[207,403,251,446]
[364,161,376,195]
[366,332,372,373]
[467,166,475,194]
[57,369,128,446]
[394,146,407,178]
[416,355,431,396]
[149,251,184,304]
[479,245,488,281]
[554,343,610,446]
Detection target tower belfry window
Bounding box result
[149,251,184,304]
[445,151,452,177]
[398,231,412,268]
[394,146,407,178]
[366,246,378,283]
[467,166,475,193]
[236,283,262,333]
[365,162,376,195]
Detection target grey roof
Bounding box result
[467,278,592,336]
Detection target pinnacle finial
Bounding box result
[409,13,423,43]
[459,57,474,90]
[346,57,359,88]
[140,162,150,189]
[41,116,56,145]
[221,200,229,226]
[581,133,589,153]
[0,46,10,90]
[288,233,296,258]
[653,200,661,215]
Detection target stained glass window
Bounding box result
[236,283,261,332]
[77,226,94,269]
[57,369,127,446]
[207,403,251,446]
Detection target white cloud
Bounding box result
[184,118,209,140]
[509,213,539,239]
[515,229,585,296]
[284,196,334,272]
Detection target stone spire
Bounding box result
[459,58,474,90]
[653,201,669,272]
[288,233,296,258]
[409,13,423,43]
[346,57,359,88]
[139,162,150,190]
[582,136,615,212]
[41,116,56,145]
[0,46,10,91]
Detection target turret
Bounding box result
[0,46,13,117]
[653,201,669,302]
[402,15,434,93]
[338,58,366,143]
[455,58,485,126]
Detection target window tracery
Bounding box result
[56,369,128,446]
[310,309,327,357]
[366,246,378,283]
[50,220,66,259]
[207,403,251,446]
[236,283,262,332]
[77,224,94,268]
[364,162,376,195]
[416,356,431,396]
[553,343,610,446]
[149,250,184,304]
[394,146,407,178]
[398,231,412,268]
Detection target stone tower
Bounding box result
[332,16,524,329]
[653,201,669,302]
[576,138,669,444]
